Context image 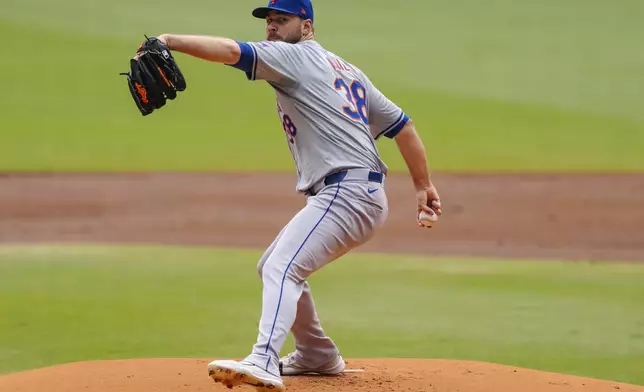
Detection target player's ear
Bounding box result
[302,19,313,35]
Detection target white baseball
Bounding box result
[418,210,438,227]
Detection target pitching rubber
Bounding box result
[341,368,365,374]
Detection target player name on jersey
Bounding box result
[327,57,356,74]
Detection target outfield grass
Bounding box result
[1,0,643,172]
[0,245,643,384]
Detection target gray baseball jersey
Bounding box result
[225,38,409,378]
[231,39,409,192]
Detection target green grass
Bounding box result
[1,0,643,172]
[1,245,643,385]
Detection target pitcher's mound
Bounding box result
[0,358,642,392]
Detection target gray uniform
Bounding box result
[231,39,409,376]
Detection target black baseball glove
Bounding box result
[121,36,187,116]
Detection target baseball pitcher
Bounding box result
[144,0,442,390]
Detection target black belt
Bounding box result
[324,170,384,186]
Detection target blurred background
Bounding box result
[1,0,643,390]
[2,0,643,172]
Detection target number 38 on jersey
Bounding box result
[334,78,368,125]
[277,78,368,145]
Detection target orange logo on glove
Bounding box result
[135,83,149,104]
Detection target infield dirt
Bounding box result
[1,172,643,261]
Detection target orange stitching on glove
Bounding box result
[157,66,172,87]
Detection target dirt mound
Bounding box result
[0,358,641,392]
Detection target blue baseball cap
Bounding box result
[252,0,314,22]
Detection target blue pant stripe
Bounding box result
[263,183,342,370]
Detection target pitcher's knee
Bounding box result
[261,259,287,284]
[262,257,309,284]
[256,259,266,279]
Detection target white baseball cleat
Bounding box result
[207,360,285,392]
[279,352,346,376]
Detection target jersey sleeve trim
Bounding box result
[229,42,254,72]
[248,44,259,81]
[228,42,259,81]
[376,112,410,139]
